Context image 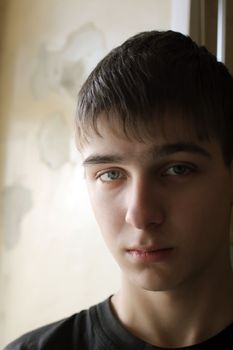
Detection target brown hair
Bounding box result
[76,30,233,165]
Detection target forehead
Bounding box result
[80,113,208,150]
[80,113,222,163]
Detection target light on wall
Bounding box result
[217,0,227,62]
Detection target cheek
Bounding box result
[171,180,232,246]
[87,184,125,236]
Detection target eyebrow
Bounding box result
[82,142,212,166]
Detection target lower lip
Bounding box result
[127,248,174,263]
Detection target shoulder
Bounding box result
[4,304,100,350]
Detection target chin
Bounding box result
[129,271,180,292]
[138,281,176,292]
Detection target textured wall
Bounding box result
[0,0,174,347]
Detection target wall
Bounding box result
[189,0,233,245]
[190,0,233,74]
[0,0,10,343]
[0,0,176,347]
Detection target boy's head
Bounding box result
[76,30,233,166]
[76,30,233,292]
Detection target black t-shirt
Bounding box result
[5,297,233,349]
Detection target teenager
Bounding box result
[6,30,233,349]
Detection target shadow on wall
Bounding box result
[0,1,9,244]
[30,23,104,100]
[0,19,106,252]
[0,2,32,252]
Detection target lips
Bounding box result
[127,245,171,253]
[126,246,174,262]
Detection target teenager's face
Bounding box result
[81,116,233,292]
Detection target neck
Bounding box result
[111,259,233,347]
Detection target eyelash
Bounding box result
[97,169,124,183]
[162,164,196,176]
[96,164,196,183]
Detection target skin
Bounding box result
[80,114,233,347]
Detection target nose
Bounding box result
[125,178,165,230]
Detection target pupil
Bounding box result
[174,165,185,174]
[108,171,118,179]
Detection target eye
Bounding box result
[98,170,124,182]
[163,164,195,176]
